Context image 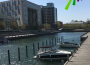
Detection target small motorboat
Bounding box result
[57,42,79,48]
[0,37,8,43]
[33,45,71,60]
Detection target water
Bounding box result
[0,32,85,65]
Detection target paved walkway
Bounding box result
[67,32,90,65]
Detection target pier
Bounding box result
[66,32,90,65]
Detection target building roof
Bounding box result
[68,22,84,24]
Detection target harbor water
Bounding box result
[0,32,85,65]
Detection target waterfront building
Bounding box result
[0,14,17,30]
[41,3,57,28]
[0,0,42,30]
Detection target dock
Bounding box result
[66,32,90,65]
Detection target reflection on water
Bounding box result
[0,32,85,65]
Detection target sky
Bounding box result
[0,0,90,24]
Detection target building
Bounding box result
[42,3,57,28]
[0,0,42,30]
[0,14,17,30]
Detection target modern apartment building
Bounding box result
[42,3,57,28]
[0,0,42,30]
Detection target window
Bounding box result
[12,1,14,5]
[18,0,20,5]
[9,6,11,11]
[25,16,27,20]
[15,6,17,10]
[1,8,3,13]
[12,11,14,15]
[24,6,25,10]
[15,11,17,16]
[24,11,25,15]
[14,1,16,6]
[8,2,10,7]
[18,9,20,14]
[7,2,8,6]
[12,7,14,11]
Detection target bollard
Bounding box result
[61,60,64,65]
[67,55,69,61]
[8,50,10,65]
[2,38,3,45]
[33,43,35,55]
[71,52,73,57]
[46,40,47,46]
[18,47,20,61]
[26,45,28,58]
[38,42,39,50]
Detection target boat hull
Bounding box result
[57,43,79,48]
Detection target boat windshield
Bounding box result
[38,48,52,53]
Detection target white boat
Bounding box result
[33,45,71,60]
[57,42,79,48]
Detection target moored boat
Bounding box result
[57,42,79,48]
[33,45,71,60]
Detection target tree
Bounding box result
[86,19,90,24]
[44,24,51,30]
[11,22,18,30]
[0,21,5,30]
[74,20,78,22]
[57,22,61,29]
[21,23,26,30]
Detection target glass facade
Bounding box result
[47,3,54,7]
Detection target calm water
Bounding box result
[0,32,85,65]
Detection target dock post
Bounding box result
[67,55,69,61]
[38,42,39,50]
[71,52,73,57]
[46,40,47,46]
[2,38,3,45]
[26,45,28,58]
[61,60,64,65]
[8,50,10,65]
[33,43,35,55]
[18,47,20,61]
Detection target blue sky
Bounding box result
[0,0,90,24]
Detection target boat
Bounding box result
[57,42,79,48]
[0,37,8,43]
[33,45,71,60]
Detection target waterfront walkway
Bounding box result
[66,32,90,65]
